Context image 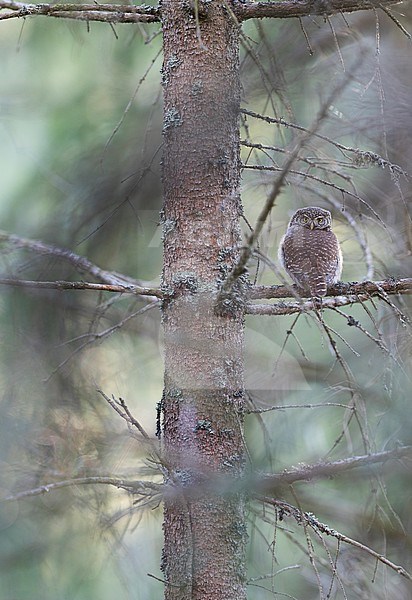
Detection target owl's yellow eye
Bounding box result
[316,217,326,225]
[300,216,309,224]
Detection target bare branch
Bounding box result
[98,391,165,465]
[250,277,412,300]
[242,163,384,223]
[246,401,352,414]
[0,277,162,298]
[314,310,370,454]
[260,497,412,581]
[331,305,393,355]
[2,273,410,309]
[1,476,162,503]
[1,0,407,26]
[234,0,406,22]
[378,2,412,39]
[247,276,412,314]
[5,446,410,504]
[322,193,374,281]
[241,139,355,183]
[246,295,393,315]
[0,229,159,292]
[98,391,153,442]
[0,0,160,22]
[240,108,407,180]
[45,303,158,380]
[258,447,412,490]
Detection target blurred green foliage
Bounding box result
[1,5,412,599]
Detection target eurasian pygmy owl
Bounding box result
[278,206,342,297]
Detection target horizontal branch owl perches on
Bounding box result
[1,232,411,309]
[0,276,411,306]
[0,0,407,23]
[250,279,412,299]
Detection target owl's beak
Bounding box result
[310,221,315,230]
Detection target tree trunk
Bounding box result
[160,2,247,599]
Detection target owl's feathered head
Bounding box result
[288,207,332,230]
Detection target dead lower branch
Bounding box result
[233,0,406,22]
[0,277,162,298]
[97,391,164,465]
[259,496,412,581]
[257,446,412,490]
[1,476,162,503]
[0,229,161,296]
[0,0,160,22]
[4,445,410,503]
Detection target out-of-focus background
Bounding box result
[1,4,412,598]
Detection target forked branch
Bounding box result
[0,229,162,298]
[4,444,410,503]
[260,496,412,581]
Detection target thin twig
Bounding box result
[318,314,370,454]
[241,139,354,184]
[45,303,157,380]
[290,486,325,599]
[260,497,412,581]
[98,391,164,465]
[1,476,162,503]
[298,16,314,54]
[242,163,384,223]
[240,109,407,179]
[378,3,412,40]
[323,192,374,280]
[102,46,163,158]
[246,401,351,414]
